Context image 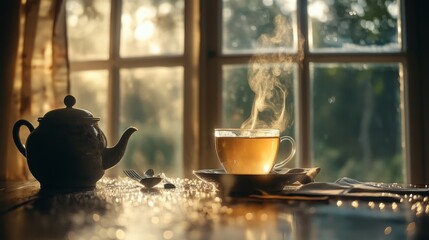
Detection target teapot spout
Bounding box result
[102,127,138,170]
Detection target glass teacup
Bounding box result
[214,128,296,174]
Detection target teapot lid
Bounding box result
[39,95,100,123]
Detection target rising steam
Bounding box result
[241,15,304,132]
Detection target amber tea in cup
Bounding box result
[214,128,296,174]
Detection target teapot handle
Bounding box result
[13,120,35,157]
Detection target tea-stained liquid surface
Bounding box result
[215,137,279,174]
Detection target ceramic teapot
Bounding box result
[13,95,137,191]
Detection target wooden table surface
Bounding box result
[1,177,428,240]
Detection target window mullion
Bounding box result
[307,53,407,63]
[199,0,222,170]
[296,0,311,168]
[107,0,122,144]
[183,0,200,177]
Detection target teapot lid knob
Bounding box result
[64,95,76,108]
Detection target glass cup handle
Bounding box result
[273,136,296,170]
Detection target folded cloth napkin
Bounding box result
[333,177,429,195]
[291,177,428,200]
[252,177,429,202]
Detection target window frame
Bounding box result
[402,0,429,184]
[67,0,429,182]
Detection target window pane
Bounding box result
[311,63,404,183]
[308,0,401,52]
[120,67,184,177]
[222,65,253,128]
[222,63,297,167]
[222,0,297,54]
[66,0,110,60]
[120,0,184,57]
[70,70,109,131]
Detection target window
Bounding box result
[67,0,424,183]
[66,0,187,177]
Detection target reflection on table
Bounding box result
[1,177,428,240]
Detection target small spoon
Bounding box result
[124,169,162,189]
[141,169,162,188]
